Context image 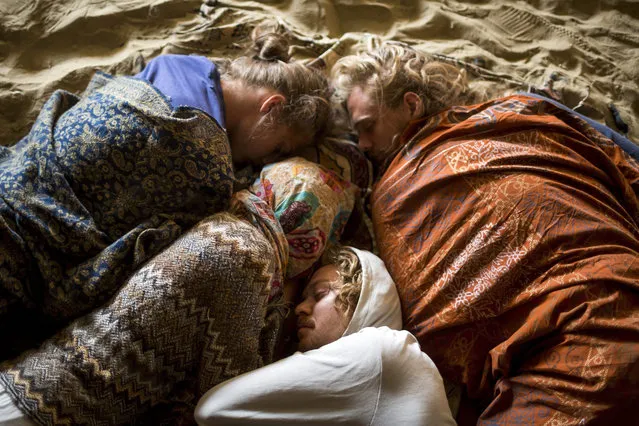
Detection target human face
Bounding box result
[230,117,305,167]
[294,265,349,352]
[346,85,413,165]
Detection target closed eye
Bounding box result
[314,290,329,301]
[355,118,375,134]
[361,121,374,133]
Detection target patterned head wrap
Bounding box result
[250,157,358,280]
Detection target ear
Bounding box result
[260,94,286,114]
[403,91,424,119]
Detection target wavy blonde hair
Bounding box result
[331,39,481,118]
[219,24,332,143]
[323,246,363,320]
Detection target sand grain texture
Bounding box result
[1,0,638,145]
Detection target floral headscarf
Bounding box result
[250,157,358,280]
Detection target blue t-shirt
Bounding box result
[135,54,226,128]
[522,92,639,161]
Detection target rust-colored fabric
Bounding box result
[372,95,639,425]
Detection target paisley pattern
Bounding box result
[301,137,373,192]
[0,71,234,340]
[277,195,319,234]
[297,137,376,252]
[373,95,639,425]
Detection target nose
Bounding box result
[294,298,313,316]
[357,135,372,152]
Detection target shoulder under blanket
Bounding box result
[0,211,284,425]
[0,72,234,352]
[373,94,639,424]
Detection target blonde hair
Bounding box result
[324,246,363,320]
[219,24,332,143]
[332,39,481,117]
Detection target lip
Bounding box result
[296,321,313,332]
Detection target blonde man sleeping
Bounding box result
[196,246,456,426]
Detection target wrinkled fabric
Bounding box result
[230,191,289,301]
[521,92,639,161]
[250,157,358,281]
[0,158,360,425]
[195,248,456,426]
[0,382,34,426]
[342,247,402,334]
[0,211,283,425]
[135,54,226,128]
[0,71,233,347]
[299,138,376,253]
[372,94,639,425]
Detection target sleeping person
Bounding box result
[0,26,331,358]
[195,246,457,426]
[135,25,331,168]
[0,157,359,425]
[331,41,639,424]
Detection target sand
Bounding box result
[1,0,638,146]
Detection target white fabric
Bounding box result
[342,247,402,335]
[0,383,35,426]
[195,249,456,426]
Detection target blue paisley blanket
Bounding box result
[0,72,234,355]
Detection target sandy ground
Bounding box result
[1,0,638,146]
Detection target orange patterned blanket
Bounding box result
[372,95,639,425]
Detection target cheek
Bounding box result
[245,138,278,164]
[314,301,337,325]
[229,136,248,162]
[319,306,347,334]
[259,129,284,153]
[371,125,391,150]
[393,113,411,135]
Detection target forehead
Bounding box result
[346,85,377,121]
[303,265,340,296]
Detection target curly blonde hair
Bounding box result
[331,39,481,118]
[323,246,363,320]
[219,24,332,144]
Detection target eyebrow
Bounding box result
[301,280,330,299]
[352,115,374,131]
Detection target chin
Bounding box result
[297,339,315,353]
